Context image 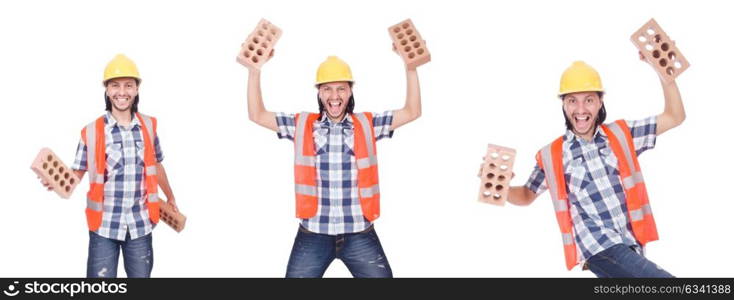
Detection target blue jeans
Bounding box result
[286,225,393,278]
[586,244,673,278]
[87,231,153,278]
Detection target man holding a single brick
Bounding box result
[44,54,179,277]
[506,58,685,277]
[239,50,423,276]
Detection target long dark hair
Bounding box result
[561,92,606,130]
[317,82,355,118]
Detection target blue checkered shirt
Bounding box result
[525,117,657,262]
[72,112,164,241]
[276,111,394,235]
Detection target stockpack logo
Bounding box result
[3,281,20,297]
[2,280,127,298]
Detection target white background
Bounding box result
[1,0,732,277]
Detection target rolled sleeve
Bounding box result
[275,112,296,141]
[71,139,87,171]
[524,163,547,194]
[625,116,657,156]
[371,111,394,141]
[154,135,164,163]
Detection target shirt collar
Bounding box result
[104,111,140,129]
[564,124,607,145]
[318,113,353,128]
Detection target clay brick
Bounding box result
[388,19,431,69]
[478,144,516,206]
[631,18,689,83]
[30,148,80,199]
[159,198,186,233]
[238,19,282,69]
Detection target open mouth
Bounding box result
[326,99,343,116]
[574,114,592,132]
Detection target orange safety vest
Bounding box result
[81,112,160,231]
[293,112,381,221]
[536,120,659,270]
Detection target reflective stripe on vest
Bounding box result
[293,112,381,221]
[82,113,160,231]
[537,137,577,271]
[601,120,658,244]
[537,120,659,270]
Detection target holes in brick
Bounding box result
[42,162,48,169]
[47,155,53,162]
[394,26,401,33]
[400,39,408,46]
[58,166,64,173]
[492,194,502,200]
[485,182,493,189]
[489,163,496,169]
[495,184,504,191]
[59,180,65,186]
[638,36,647,43]
[397,33,404,39]
[661,42,669,51]
[658,58,667,67]
[404,46,412,52]
[251,56,259,63]
[653,34,661,43]
[486,172,495,179]
[266,35,273,42]
[652,50,661,58]
[668,51,676,60]
[253,37,260,44]
[406,29,413,35]
[53,161,59,168]
[501,154,511,161]
[257,30,264,37]
[674,61,683,69]
[490,152,499,159]
[70,178,75,185]
[65,186,70,192]
[248,44,255,51]
[500,165,508,171]
[646,28,655,35]
[408,52,415,59]
[483,191,492,197]
[64,172,70,179]
[417,48,425,55]
[270,29,277,35]
[48,168,54,175]
[256,49,263,56]
[244,51,251,58]
[666,67,675,75]
[498,175,506,181]
[402,23,410,29]
[262,42,269,49]
[645,44,654,51]
[409,35,417,42]
[413,42,420,48]
[54,174,59,181]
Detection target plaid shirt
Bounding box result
[72,112,164,241]
[276,111,394,235]
[525,116,657,262]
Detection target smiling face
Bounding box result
[562,91,603,141]
[318,81,352,121]
[105,77,138,113]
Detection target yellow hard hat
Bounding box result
[103,54,141,85]
[558,61,603,96]
[315,56,353,86]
